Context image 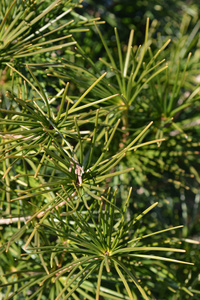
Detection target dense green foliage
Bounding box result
[0,0,200,299]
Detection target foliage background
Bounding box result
[0,0,200,299]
